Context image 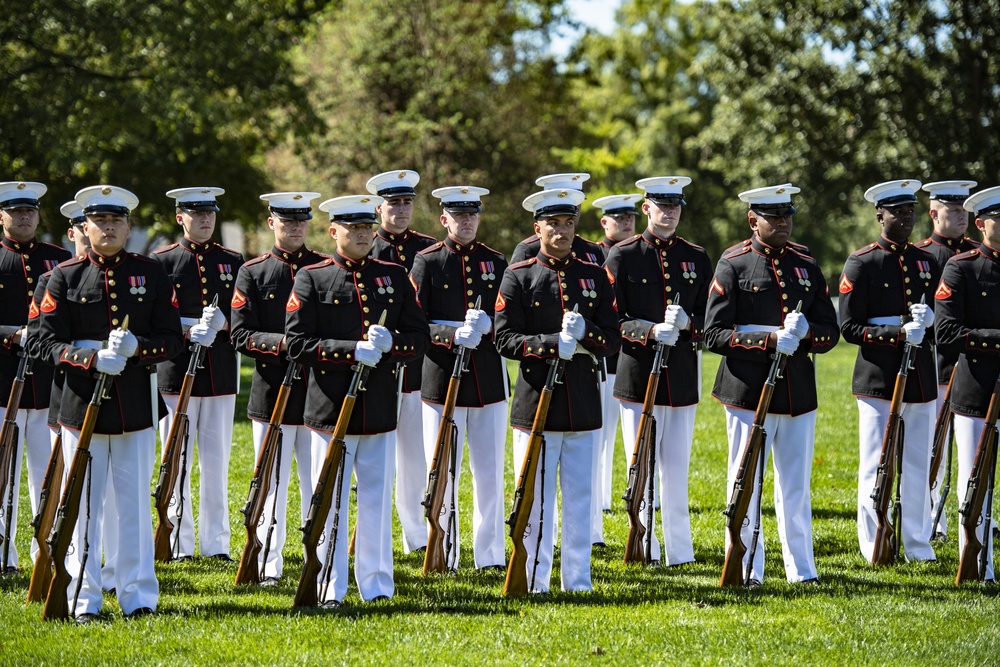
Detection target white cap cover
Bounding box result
[366,170,420,197]
[76,185,139,216]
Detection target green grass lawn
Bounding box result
[3,345,999,666]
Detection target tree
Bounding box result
[267,0,579,254]
[1,0,332,243]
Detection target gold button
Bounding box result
[776,270,783,276]
[363,307,370,313]
[642,278,647,283]
[202,277,207,283]
[467,278,473,284]
[107,270,113,277]
[362,295,368,301]
[364,320,370,326]
[334,299,340,304]
[467,290,473,296]
[112,318,119,326]
[666,286,672,292]
[112,305,118,312]
[26,277,33,284]
[468,302,474,308]
[906,289,912,295]
[110,293,117,299]
[358,283,365,289]
[562,295,569,300]
[81,297,87,303]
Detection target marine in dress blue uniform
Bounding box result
[934,185,1000,580]
[839,179,941,563]
[286,194,429,604]
[151,187,245,560]
[230,192,326,583]
[510,173,604,265]
[29,185,183,621]
[495,187,621,593]
[0,181,70,572]
[705,184,839,584]
[410,185,508,569]
[606,177,713,566]
[366,170,437,554]
[914,179,978,538]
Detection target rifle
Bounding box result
[152,294,216,562]
[0,352,32,570]
[955,372,1000,584]
[870,303,923,566]
[422,297,480,575]
[235,362,301,585]
[719,303,799,587]
[43,316,126,621]
[929,366,957,531]
[294,311,384,608]
[623,298,680,565]
[26,433,64,602]
[504,305,575,597]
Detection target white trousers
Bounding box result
[512,428,596,593]
[310,429,394,603]
[0,408,50,568]
[250,420,313,579]
[590,375,621,542]
[620,402,697,565]
[725,407,817,582]
[60,427,158,616]
[856,397,935,562]
[159,394,236,558]
[395,391,427,553]
[421,400,507,569]
[953,414,995,580]
[930,385,950,535]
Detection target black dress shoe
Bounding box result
[319,600,342,609]
[800,577,821,585]
[592,541,607,549]
[411,546,427,554]
[104,587,116,596]
[369,595,390,603]
[746,579,762,589]
[174,555,194,563]
[75,613,99,625]
[208,553,234,563]
[477,564,505,572]
[260,576,280,587]
[1,565,20,576]
[931,531,947,542]
[125,607,154,619]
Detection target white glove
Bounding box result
[663,305,690,331]
[909,302,935,328]
[95,348,127,376]
[464,309,492,335]
[108,329,138,358]
[558,332,577,360]
[652,322,680,346]
[201,304,226,331]
[902,321,925,346]
[189,322,217,347]
[783,311,809,340]
[354,340,382,367]
[367,324,393,354]
[774,328,800,356]
[561,310,586,341]
[453,325,482,349]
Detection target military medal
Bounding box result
[375,276,394,294]
[479,260,495,281]
[916,260,931,280]
[584,252,599,264]
[43,259,58,271]
[218,263,234,281]
[681,261,697,280]
[793,266,810,287]
[128,275,146,295]
[579,278,597,299]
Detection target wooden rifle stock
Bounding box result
[422,296,480,575]
[152,335,209,562]
[623,341,667,564]
[929,366,956,491]
[504,356,567,597]
[422,349,468,574]
[26,433,63,603]
[719,349,785,587]
[294,311,383,608]
[0,352,31,569]
[870,341,919,566]
[43,316,126,621]
[235,362,300,585]
[955,372,1000,584]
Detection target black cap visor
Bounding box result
[377,186,416,197]
[330,212,378,225]
[751,202,796,217]
[178,200,220,212]
[876,194,918,209]
[603,206,637,217]
[646,194,685,206]
[534,204,580,219]
[442,201,482,213]
[270,207,312,221]
[84,204,130,217]
[0,198,40,211]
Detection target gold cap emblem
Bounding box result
[558,190,569,198]
[102,187,112,195]
[461,187,469,194]
[293,194,303,200]
[572,175,581,181]
[361,197,371,203]
[16,182,26,190]
[776,188,786,194]
[398,171,407,179]
[669,178,679,184]
[201,189,212,194]
[901,180,910,186]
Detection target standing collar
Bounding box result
[271,245,310,263]
[89,249,127,268]
[444,235,477,255]
[535,249,574,270]
[642,228,677,250]
[1,235,37,252]
[930,231,965,248]
[180,237,215,253]
[750,235,787,259]
[377,227,410,244]
[877,235,910,254]
[979,243,1000,263]
[333,251,370,271]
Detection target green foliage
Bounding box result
[0,0,331,239]
[269,0,582,254]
